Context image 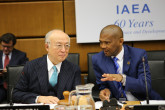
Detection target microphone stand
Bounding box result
[142,57,149,104]
[9,85,14,106]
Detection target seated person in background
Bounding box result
[13,29,81,104]
[92,24,163,101]
[0,33,28,103]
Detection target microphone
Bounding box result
[8,85,14,106]
[142,57,149,104]
[100,98,122,110]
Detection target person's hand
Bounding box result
[99,88,110,102]
[101,73,123,82]
[0,69,7,76]
[3,68,7,73]
[0,71,3,76]
[37,96,59,104]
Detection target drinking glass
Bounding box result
[54,105,66,110]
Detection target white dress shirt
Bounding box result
[2,52,12,68]
[47,55,62,80]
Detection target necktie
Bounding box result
[113,57,126,98]
[3,55,9,89]
[4,55,9,69]
[49,66,58,87]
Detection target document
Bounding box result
[0,103,57,110]
[141,100,165,105]
[95,101,103,109]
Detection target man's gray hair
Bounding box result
[45,29,70,43]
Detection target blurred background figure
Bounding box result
[0,33,28,103]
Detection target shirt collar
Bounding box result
[47,55,62,73]
[111,46,124,61]
[3,52,12,58]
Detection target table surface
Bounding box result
[0,101,141,110]
[121,101,140,110]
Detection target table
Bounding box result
[121,101,140,110]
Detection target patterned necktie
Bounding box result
[4,55,9,69]
[113,57,126,98]
[49,66,58,87]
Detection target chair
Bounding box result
[6,65,24,103]
[66,53,80,66]
[87,53,100,101]
[147,50,165,60]
[147,50,165,99]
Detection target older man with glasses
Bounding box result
[12,29,81,104]
[0,33,29,103]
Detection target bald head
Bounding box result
[100,25,123,39]
[99,25,124,56]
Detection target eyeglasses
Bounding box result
[1,45,13,49]
[47,42,70,50]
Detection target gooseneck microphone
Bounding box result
[142,57,149,104]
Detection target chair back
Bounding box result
[87,53,100,101]
[147,50,165,99]
[147,50,165,60]
[7,65,24,103]
[66,53,79,66]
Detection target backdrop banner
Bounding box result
[75,0,165,43]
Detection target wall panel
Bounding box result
[133,41,165,51]
[0,1,63,37]
[69,38,101,72]
[64,0,76,35]
[15,38,47,60]
[0,0,62,1]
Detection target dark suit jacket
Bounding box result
[0,48,28,69]
[0,48,28,103]
[92,45,163,100]
[12,55,81,103]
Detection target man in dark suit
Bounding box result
[92,25,163,101]
[13,29,81,104]
[0,33,28,103]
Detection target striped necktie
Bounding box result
[113,57,126,98]
[49,66,58,87]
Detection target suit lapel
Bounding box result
[36,56,49,94]
[57,60,70,96]
[104,56,119,92]
[105,56,115,74]
[10,49,16,65]
[123,45,131,75]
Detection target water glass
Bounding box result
[54,105,66,110]
[80,105,92,110]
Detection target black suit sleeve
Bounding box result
[72,65,81,90]
[12,61,40,103]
